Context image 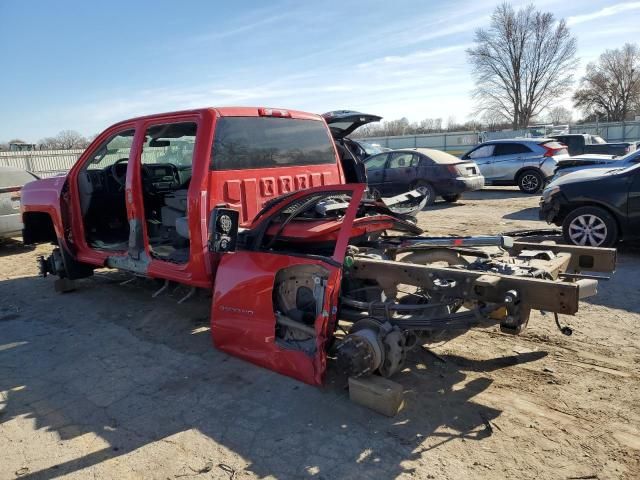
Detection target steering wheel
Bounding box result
[110,158,154,191]
[110,158,129,188]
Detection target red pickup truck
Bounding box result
[21,106,615,387]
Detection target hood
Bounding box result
[321,110,382,139]
[548,165,621,188]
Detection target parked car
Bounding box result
[540,162,640,247]
[362,148,484,205]
[461,139,569,193]
[553,149,640,179]
[0,166,39,239]
[551,134,636,157]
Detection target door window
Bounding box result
[494,143,532,156]
[468,145,495,159]
[364,153,388,170]
[387,152,414,169]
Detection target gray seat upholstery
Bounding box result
[175,217,190,239]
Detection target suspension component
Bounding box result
[336,319,407,378]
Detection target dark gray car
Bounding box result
[364,148,484,205]
[461,139,569,193]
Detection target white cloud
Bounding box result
[357,44,472,69]
[567,1,640,25]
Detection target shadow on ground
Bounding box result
[0,273,547,479]
[0,238,34,258]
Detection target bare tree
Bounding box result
[38,130,90,150]
[467,3,578,129]
[573,43,640,122]
[546,106,573,124]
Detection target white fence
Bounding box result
[0,149,84,178]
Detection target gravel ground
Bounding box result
[1,187,639,480]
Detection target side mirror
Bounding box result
[208,207,239,253]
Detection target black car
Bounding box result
[540,162,640,247]
[363,148,485,205]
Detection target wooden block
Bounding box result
[348,375,404,417]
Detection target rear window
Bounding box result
[211,117,336,170]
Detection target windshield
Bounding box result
[212,117,336,170]
[592,135,606,144]
[358,142,385,156]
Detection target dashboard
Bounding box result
[85,163,190,193]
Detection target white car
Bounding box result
[0,166,39,239]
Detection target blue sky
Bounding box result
[1,0,639,142]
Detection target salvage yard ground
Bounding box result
[1,188,639,480]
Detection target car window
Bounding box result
[387,152,414,169]
[142,122,197,167]
[592,135,606,144]
[211,117,336,170]
[494,143,532,155]
[364,153,388,170]
[410,155,423,167]
[86,130,136,170]
[467,145,494,159]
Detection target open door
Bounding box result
[211,184,365,385]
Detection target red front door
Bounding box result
[210,184,365,385]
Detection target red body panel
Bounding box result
[21,176,68,240]
[211,185,364,385]
[20,107,345,289]
[211,253,341,385]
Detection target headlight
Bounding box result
[542,185,560,201]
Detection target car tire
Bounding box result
[442,194,461,203]
[413,181,436,206]
[562,206,618,247]
[517,169,544,194]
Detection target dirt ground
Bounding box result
[1,187,639,480]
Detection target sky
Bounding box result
[1,0,639,142]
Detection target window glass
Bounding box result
[592,136,606,144]
[86,130,135,169]
[387,152,414,169]
[141,122,197,167]
[494,143,532,155]
[468,145,494,159]
[364,153,388,170]
[211,117,336,170]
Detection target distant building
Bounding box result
[9,141,36,152]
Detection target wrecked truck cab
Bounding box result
[22,106,617,388]
[22,107,346,288]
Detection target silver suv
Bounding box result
[461,139,569,193]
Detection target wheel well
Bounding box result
[558,202,623,235]
[514,167,542,182]
[22,212,57,244]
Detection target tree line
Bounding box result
[0,130,94,152]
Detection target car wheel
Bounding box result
[442,194,461,203]
[562,206,618,247]
[413,181,436,206]
[517,170,544,194]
